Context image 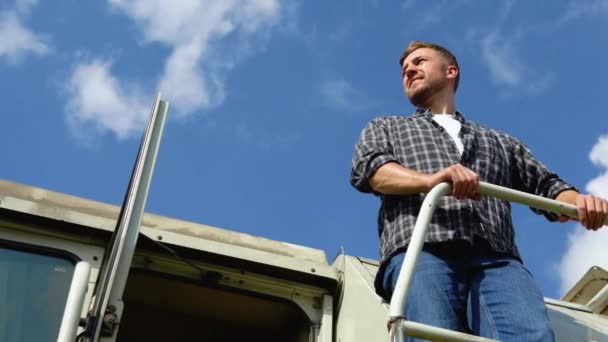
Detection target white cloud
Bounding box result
[467,28,555,94]
[557,135,608,294]
[558,227,608,295]
[561,0,608,22]
[461,1,557,94]
[234,121,300,151]
[0,1,48,63]
[526,74,555,94]
[399,0,476,31]
[110,0,281,117]
[587,135,608,198]
[66,0,286,140]
[478,31,523,87]
[65,60,148,141]
[319,79,370,112]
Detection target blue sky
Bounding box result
[2,0,608,299]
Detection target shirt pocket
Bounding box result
[474,143,510,186]
[399,143,446,173]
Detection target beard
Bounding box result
[406,78,443,108]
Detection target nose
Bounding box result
[404,64,418,80]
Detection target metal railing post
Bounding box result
[388,182,451,341]
[79,94,169,342]
[387,181,608,341]
[57,261,91,342]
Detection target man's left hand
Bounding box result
[559,194,608,231]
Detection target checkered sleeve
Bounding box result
[350,117,399,194]
[510,137,578,221]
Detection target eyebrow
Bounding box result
[402,56,424,74]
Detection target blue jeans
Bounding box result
[382,240,554,342]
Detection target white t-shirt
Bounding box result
[432,114,464,155]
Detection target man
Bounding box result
[350,41,608,341]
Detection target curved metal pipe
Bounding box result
[387,180,606,341]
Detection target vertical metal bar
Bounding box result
[80,94,168,342]
[389,323,406,342]
[107,98,169,310]
[57,261,91,342]
[388,182,451,320]
[316,295,333,342]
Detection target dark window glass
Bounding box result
[0,246,75,342]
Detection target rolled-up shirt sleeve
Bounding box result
[350,117,398,194]
[510,138,578,221]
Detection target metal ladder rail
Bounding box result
[388,181,608,342]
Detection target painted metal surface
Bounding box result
[562,266,608,316]
[548,304,608,341]
[333,255,390,342]
[141,226,337,286]
[342,251,608,342]
[0,180,334,285]
[312,295,333,342]
[0,181,328,265]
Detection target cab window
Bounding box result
[0,244,76,342]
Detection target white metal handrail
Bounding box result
[388,181,608,342]
[57,261,91,342]
[79,94,169,342]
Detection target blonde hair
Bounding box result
[399,41,460,92]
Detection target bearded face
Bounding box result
[401,48,452,108]
[406,75,446,108]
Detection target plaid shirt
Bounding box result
[351,109,575,280]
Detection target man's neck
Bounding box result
[425,89,456,114]
[429,101,455,114]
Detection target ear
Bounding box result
[446,65,458,81]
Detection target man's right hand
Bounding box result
[429,164,481,200]
[368,162,481,198]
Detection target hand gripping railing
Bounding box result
[388,181,608,342]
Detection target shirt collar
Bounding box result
[413,107,466,123]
